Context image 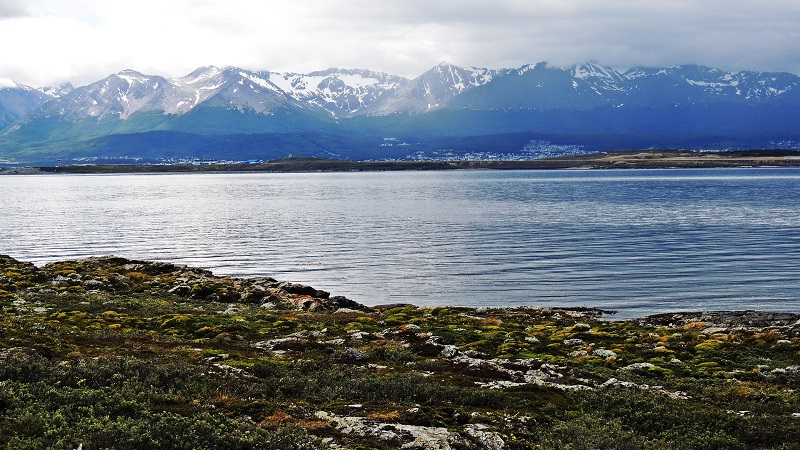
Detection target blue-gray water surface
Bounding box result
[2,168,799,319]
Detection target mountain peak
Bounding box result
[112,69,158,87]
[117,68,145,75]
[0,78,19,89]
[38,82,74,98]
[571,62,624,81]
[182,66,226,83]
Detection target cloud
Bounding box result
[0,0,799,87]
[0,0,27,18]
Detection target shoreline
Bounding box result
[4,149,800,174]
[3,254,798,325]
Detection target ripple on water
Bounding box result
[2,168,800,319]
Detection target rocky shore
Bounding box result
[1,255,799,449]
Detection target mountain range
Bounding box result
[1,61,800,165]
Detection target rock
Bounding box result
[168,285,192,296]
[315,411,464,449]
[50,275,73,286]
[591,349,617,359]
[601,378,638,389]
[475,380,527,389]
[642,310,800,328]
[83,279,104,288]
[14,255,370,311]
[463,424,505,450]
[253,337,310,352]
[204,354,229,362]
[328,295,371,311]
[601,377,690,400]
[571,323,592,332]
[284,283,319,297]
[440,345,459,359]
[343,347,368,361]
[563,338,585,346]
[621,362,656,371]
[347,331,371,340]
[335,308,365,314]
[701,327,728,335]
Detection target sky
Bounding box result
[1,0,799,88]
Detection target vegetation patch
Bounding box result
[1,255,799,449]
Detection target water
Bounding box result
[2,168,800,319]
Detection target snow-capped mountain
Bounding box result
[24,66,409,122]
[7,61,800,124]
[35,67,301,121]
[449,62,800,111]
[174,66,297,114]
[49,70,182,120]
[449,62,616,111]
[619,65,800,106]
[268,68,407,117]
[1,61,799,164]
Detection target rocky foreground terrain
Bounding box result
[1,255,799,449]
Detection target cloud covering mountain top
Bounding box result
[1,0,799,88]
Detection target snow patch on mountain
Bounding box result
[38,82,74,98]
[0,78,19,89]
[268,68,408,116]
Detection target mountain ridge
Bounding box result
[1,61,799,164]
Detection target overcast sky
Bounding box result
[1,0,799,87]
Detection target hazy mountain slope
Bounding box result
[363,62,499,115]
[0,82,53,129]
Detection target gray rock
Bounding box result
[168,285,191,296]
[463,424,505,450]
[621,362,656,371]
[253,337,309,352]
[315,411,464,449]
[343,347,368,361]
[440,345,459,359]
[572,323,592,332]
[591,349,617,359]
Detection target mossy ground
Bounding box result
[1,255,799,449]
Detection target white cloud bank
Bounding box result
[1,0,798,87]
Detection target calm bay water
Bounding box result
[2,168,799,319]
